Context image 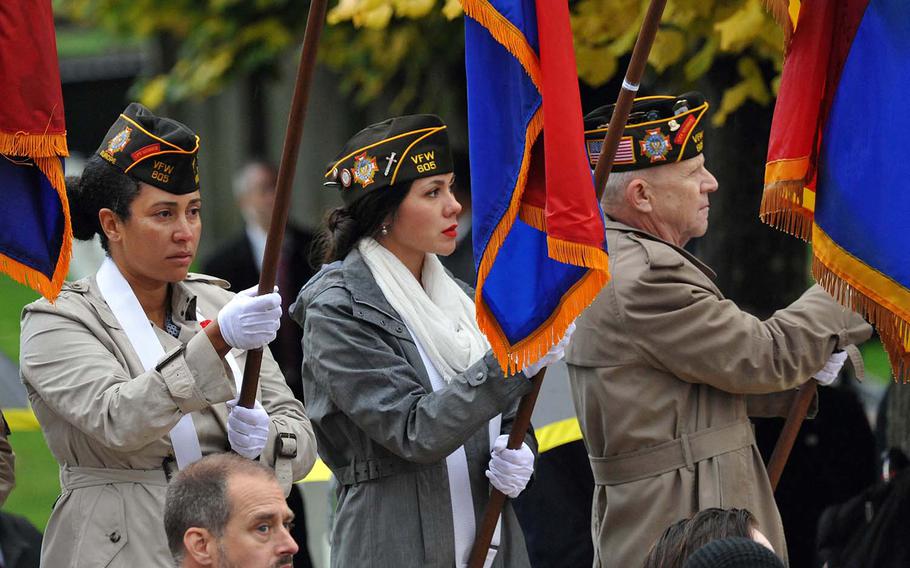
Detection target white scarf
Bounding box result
[357,238,489,383]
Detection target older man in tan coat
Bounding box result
[565,93,872,568]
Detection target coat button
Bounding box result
[475,371,485,381]
[109,531,121,543]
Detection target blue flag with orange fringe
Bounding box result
[464,0,609,373]
[762,0,910,380]
[0,0,70,301]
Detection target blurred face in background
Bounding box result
[239,164,277,231]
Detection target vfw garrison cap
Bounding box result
[583,92,709,172]
[96,102,200,194]
[324,114,454,206]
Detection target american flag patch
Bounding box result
[588,136,635,165]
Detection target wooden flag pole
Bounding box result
[467,1,667,565]
[766,380,817,490]
[467,368,547,568]
[593,0,667,200]
[237,0,328,408]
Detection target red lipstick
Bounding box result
[442,224,458,238]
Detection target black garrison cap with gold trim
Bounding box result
[324,114,454,206]
[96,102,200,194]
[583,92,709,172]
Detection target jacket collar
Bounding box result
[342,248,404,323]
[82,272,200,328]
[604,218,717,281]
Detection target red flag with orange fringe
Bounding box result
[762,0,910,380]
[0,0,70,300]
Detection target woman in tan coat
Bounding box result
[19,103,316,567]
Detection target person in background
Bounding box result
[292,114,571,567]
[644,507,777,568]
[565,92,872,567]
[164,453,297,568]
[0,409,42,568]
[683,537,785,568]
[19,103,316,566]
[201,160,317,567]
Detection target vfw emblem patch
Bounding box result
[640,128,671,162]
[352,152,378,187]
[107,127,132,154]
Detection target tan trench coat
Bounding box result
[565,221,872,568]
[19,273,317,568]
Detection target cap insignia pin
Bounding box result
[640,128,672,162]
[352,152,378,187]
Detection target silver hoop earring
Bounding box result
[380,224,390,236]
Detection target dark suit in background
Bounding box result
[201,161,317,568]
[202,224,315,401]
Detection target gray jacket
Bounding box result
[290,249,534,567]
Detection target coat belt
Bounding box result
[60,465,170,491]
[332,457,440,486]
[588,420,754,486]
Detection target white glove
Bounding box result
[485,435,534,498]
[216,285,282,350]
[522,322,576,377]
[813,350,848,386]
[226,398,271,459]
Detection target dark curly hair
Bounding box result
[66,154,141,252]
[309,183,410,268]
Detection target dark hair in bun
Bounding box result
[66,154,141,252]
[309,182,409,268]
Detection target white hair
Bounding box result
[601,169,642,213]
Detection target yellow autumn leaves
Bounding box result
[329,0,789,124]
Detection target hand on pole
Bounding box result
[226,397,271,459]
[217,286,282,350]
[522,322,575,377]
[485,435,534,498]
[812,350,848,386]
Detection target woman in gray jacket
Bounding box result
[291,115,570,567]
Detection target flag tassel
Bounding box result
[0,131,68,159]
[759,178,813,240]
[460,0,541,88]
[813,256,910,383]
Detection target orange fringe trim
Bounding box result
[812,224,910,382]
[0,131,68,159]
[475,108,542,373]
[518,204,546,231]
[760,179,814,240]
[762,0,795,45]
[0,156,72,301]
[477,268,609,374]
[461,0,542,90]
[546,236,610,272]
[520,205,610,271]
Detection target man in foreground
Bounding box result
[164,453,297,568]
[566,92,872,567]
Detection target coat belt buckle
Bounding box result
[277,432,298,459]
